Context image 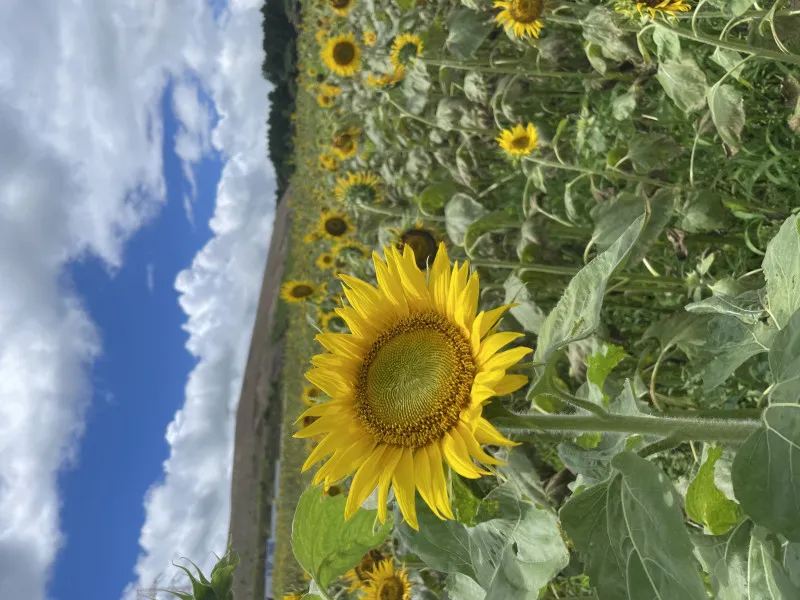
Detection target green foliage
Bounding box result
[686,445,741,535]
[162,547,240,600]
[291,486,393,592]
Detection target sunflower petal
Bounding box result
[392,448,418,530]
[345,445,388,519]
[427,444,454,519]
[428,243,451,313]
[306,368,354,398]
[477,304,512,338]
[301,434,340,471]
[413,446,442,519]
[442,431,483,478]
[474,417,519,447]
[377,446,403,524]
[313,435,376,485]
[481,346,532,372]
[396,246,431,311]
[454,272,479,332]
[493,373,529,396]
[457,421,504,466]
[374,251,408,316]
[476,331,524,366]
[315,333,366,361]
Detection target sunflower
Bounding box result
[317,253,336,269]
[281,594,305,600]
[331,127,360,159]
[497,123,538,156]
[315,28,328,45]
[342,550,385,592]
[320,83,342,97]
[367,66,406,88]
[319,153,339,171]
[329,0,355,16]
[317,93,334,107]
[302,384,325,405]
[494,0,545,39]
[295,244,529,529]
[322,34,361,77]
[363,31,377,46]
[396,227,439,270]
[334,171,383,204]
[320,310,348,332]
[280,280,320,303]
[617,0,691,18]
[390,33,423,70]
[318,211,356,240]
[360,559,411,600]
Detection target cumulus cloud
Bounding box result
[0,0,271,598]
[123,1,276,597]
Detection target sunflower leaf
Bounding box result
[292,486,392,592]
[534,213,646,362]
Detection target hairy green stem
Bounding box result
[653,21,800,67]
[493,412,760,443]
[524,156,672,188]
[423,58,634,81]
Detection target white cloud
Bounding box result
[0,0,272,599]
[123,1,276,598]
[146,264,156,293]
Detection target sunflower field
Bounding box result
[269,0,800,596]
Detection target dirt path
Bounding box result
[228,189,291,600]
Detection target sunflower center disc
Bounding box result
[356,311,475,448]
[330,0,350,8]
[379,577,406,600]
[333,42,356,65]
[397,42,420,64]
[511,134,531,149]
[325,217,348,236]
[291,284,314,298]
[509,0,542,22]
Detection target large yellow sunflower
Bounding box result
[497,123,538,156]
[334,171,383,204]
[360,559,411,600]
[494,0,545,39]
[295,244,530,529]
[390,33,423,70]
[321,34,361,77]
[617,0,691,18]
[317,211,356,240]
[331,127,360,159]
[329,0,355,16]
[280,280,320,303]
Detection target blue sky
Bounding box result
[51,82,221,600]
[0,1,275,599]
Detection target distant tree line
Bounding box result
[261,0,299,198]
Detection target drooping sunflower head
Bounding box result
[331,127,360,159]
[497,122,539,156]
[616,0,692,19]
[321,34,361,77]
[320,310,348,332]
[295,244,530,529]
[328,0,355,16]
[334,171,383,204]
[363,31,377,46]
[396,227,439,270]
[390,33,423,69]
[318,211,356,240]
[494,0,545,39]
[317,93,334,108]
[342,550,386,592]
[367,66,406,88]
[360,559,412,600]
[317,253,336,270]
[280,280,320,303]
[302,384,325,405]
[318,152,339,171]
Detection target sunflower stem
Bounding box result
[354,199,446,222]
[493,412,760,443]
[423,58,635,81]
[523,156,673,188]
[470,258,686,287]
[653,21,800,67]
